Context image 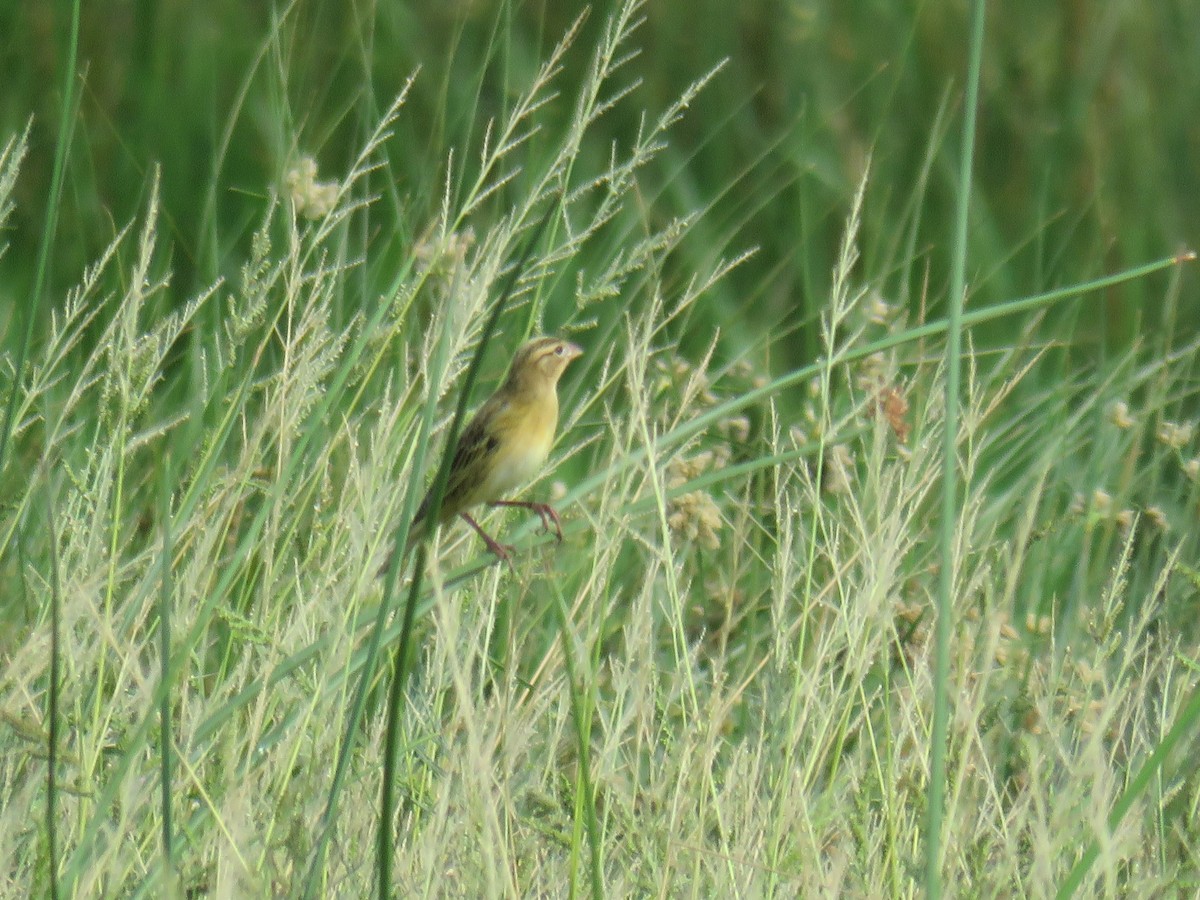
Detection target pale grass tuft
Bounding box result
[285,156,340,220]
[0,121,31,251]
[1107,399,1135,429]
[1155,419,1194,449]
[667,490,723,550]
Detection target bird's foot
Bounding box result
[462,512,516,569]
[528,502,564,543]
[483,537,517,567]
[488,500,564,543]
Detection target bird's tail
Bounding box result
[376,513,427,578]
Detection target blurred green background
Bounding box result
[1,0,1197,363]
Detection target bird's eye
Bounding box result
[554,345,565,356]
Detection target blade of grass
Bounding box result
[157,452,175,883]
[300,276,444,900]
[0,0,80,483]
[44,472,62,900]
[550,577,603,900]
[22,6,84,894]
[1055,675,1200,898]
[926,3,986,896]
[375,197,561,899]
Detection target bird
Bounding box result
[406,336,583,564]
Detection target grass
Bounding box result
[2,0,1200,896]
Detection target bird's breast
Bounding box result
[484,395,557,496]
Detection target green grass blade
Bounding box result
[375,197,561,899]
[44,476,62,899]
[0,0,80,480]
[925,2,987,895]
[157,453,176,882]
[1055,676,1200,898]
[550,578,603,900]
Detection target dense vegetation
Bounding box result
[1,2,1197,895]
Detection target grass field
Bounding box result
[2,1,1199,896]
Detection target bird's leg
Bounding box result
[488,500,564,543]
[461,513,516,567]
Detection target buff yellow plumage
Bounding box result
[409,336,583,562]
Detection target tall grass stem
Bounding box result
[926,2,987,895]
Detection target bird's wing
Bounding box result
[413,398,504,525]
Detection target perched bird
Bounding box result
[408,336,583,563]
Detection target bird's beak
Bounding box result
[564,341,584,362]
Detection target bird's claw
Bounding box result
[486,500,565,544]
[530,502,564,543]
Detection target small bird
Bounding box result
[408,336,583,563]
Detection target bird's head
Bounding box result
[506,336,584,392]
